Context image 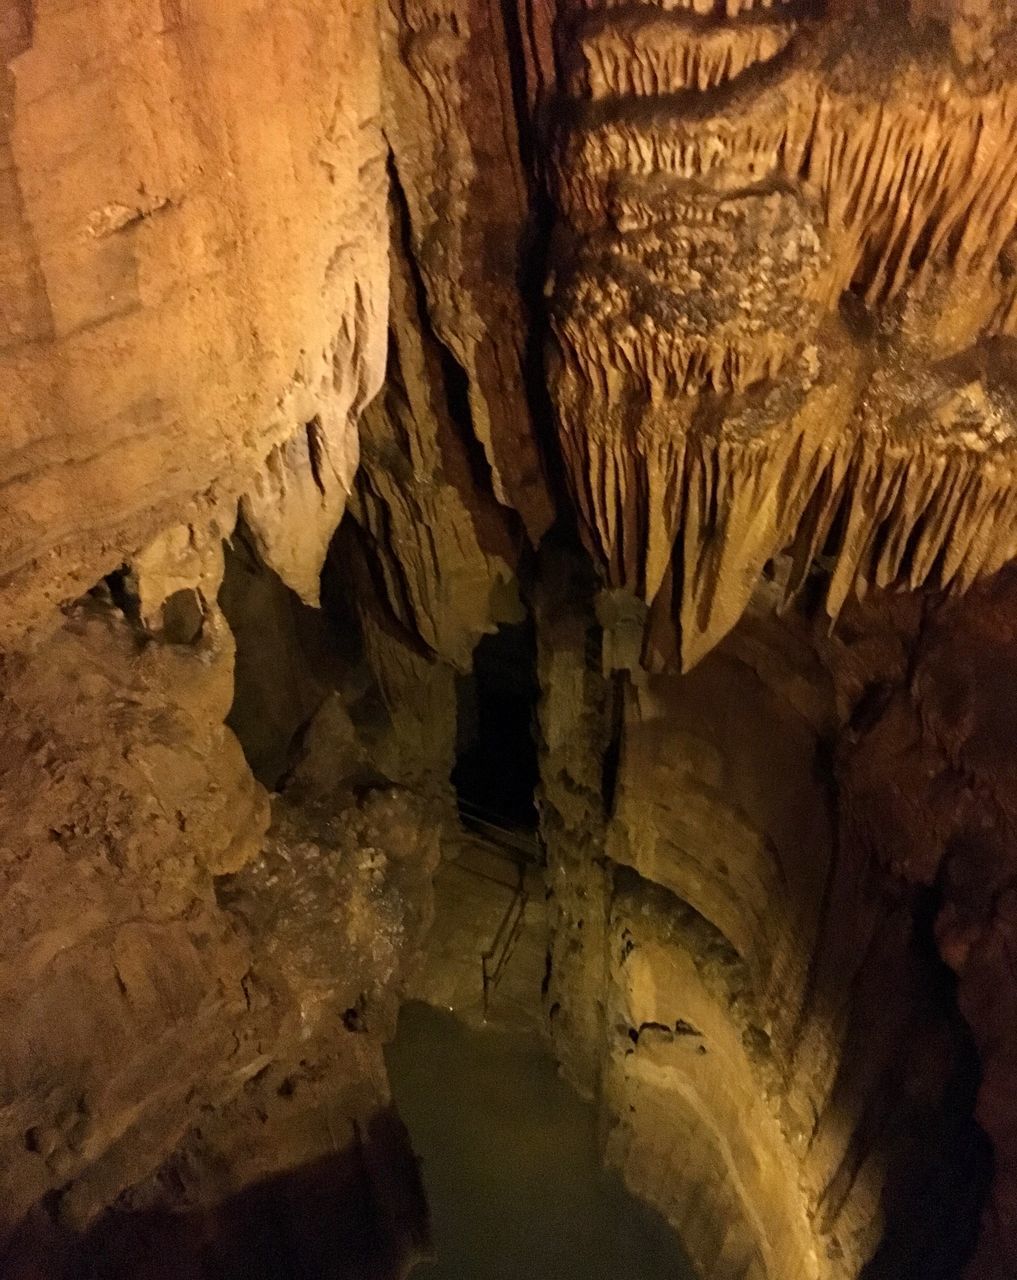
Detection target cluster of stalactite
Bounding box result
[548,0,1017,668]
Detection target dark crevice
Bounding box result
[350,467,429,647]
[219,517,354,789]
[498,0,538,191]
[304,417,327,497]
[91,566,144,634]
[386,154,505,514]
[600,669,626,819]
[453,617,541,834]
[860,883,992,1280]
[4,1112,430,1280]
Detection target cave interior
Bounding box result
[4,2,1017,1279]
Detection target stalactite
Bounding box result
[567,12,796,99]
[549,1,1017,668]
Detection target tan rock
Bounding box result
[0,0,388,646]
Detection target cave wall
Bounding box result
[841,569,1017,1280]
[532,5,1017,1270]
[0,593,267,1240]
[0,0,388,642]
[538,573,993,1279]
[0,2,435,1269]
[0,566,442,1275]
[4,0,1017,1277]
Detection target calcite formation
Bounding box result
[4,1,1017,1279]
[380,0,554,540]
[348,206,525,672]
[549,0,1017,666]
[539,564,995,1280]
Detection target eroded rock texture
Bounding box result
[842,569,1017,1280]
[548,0,1017,667]
[4,0,1017,1278]
[0,2,442,1268]
[0,560,441,1276]
[381,0,554,540]
[0,0,387,641]
[539,563,996,1280]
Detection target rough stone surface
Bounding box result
[0,591,267,1238]
[349,207,525,672]
[548,0,1017,667]
[380,0,554,540]
[540,571,992,1280]
[0,0,388,644]
[5,2,1017,1278]
[840,569,1017,1280]
[0,573,439,1272]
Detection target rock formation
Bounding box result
[3,1,1017,1278]
[0,0,388,640]
[539,563,997,1279]
[549,0,1017,668]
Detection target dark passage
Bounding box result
[452,621,540,832]
[385,1003,696,1280]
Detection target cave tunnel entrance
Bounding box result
[452,619,541,842]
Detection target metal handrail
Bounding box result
[450,802,540,1017]
[457,799,542,862]
[480,873,528,1021]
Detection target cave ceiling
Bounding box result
[3,2,1017,1279]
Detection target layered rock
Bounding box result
[4,2,1017,1279]
[539,567,991,1280]
[0,590,267,1241]
[0,5,436,1265]
[380,0,554,540]
[0,563,440,1274]
[840,568,1017,1280]
[348,199,525,673]
[0,0,388,644]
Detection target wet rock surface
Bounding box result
[5,3,1017,1278]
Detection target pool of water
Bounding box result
[385,1002,696,1279]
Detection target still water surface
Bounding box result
[386,1002,696,1279]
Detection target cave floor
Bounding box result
[405,831,547,1030]
[386,1002,696,1280]
[389,836,695,1280]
